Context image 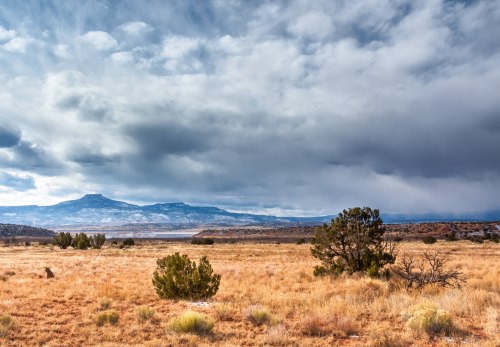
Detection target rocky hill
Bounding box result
[0,224,55,238]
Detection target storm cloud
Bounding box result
[0,0,499,214]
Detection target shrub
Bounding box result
[136,306,155,323]
[53,232,73,249]
[96,310,119,326]
[393,252,466,289]
[245,305,275,326]
[90,234,106,249]
[152,253,220,300]
[122,238,135,246]
[422,236,437,244]
[72,233,91,249]
[24,241,31,247]
[311,207,396,276]
[393,236,403,242]
[166,311,214,335]
[0,314,14,337]
[404,303,453,337]
[296,238,306,245]
[445,235,458,242]
[191,238,214,245]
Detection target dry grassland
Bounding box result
[0,240,498,346]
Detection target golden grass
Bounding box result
[0,240,498,346]
[166,311,214,335]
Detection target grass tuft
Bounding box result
[214,303,233,321]
[245,304,276,326]
[166,311,214,335]
[96,310,119,326]
[98,297,112,311]
[136,306,155,323]
[0,314,15,337]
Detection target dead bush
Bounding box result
[392,252,466,289]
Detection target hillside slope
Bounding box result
[0,224,54,238]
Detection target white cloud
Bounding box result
[1,37,29,53]
[162,36,200,59]
[54,44,71,59]
[288,12,332,39]
[119,21,153,36]
[110,51,134,65]
[78,31,118,51]
[0,26,16,41]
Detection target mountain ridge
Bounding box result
[0,194,499,228]
[0,194,332,228]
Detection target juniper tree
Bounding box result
[53,232,73,249]
[311,207,396,276]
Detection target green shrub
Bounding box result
[152,253,221,300]
[404,303,453,337]
[53,232,73,249]
[313,265,332,277]
[96,310,119,326]
[393,236,403,242]
[122,238,135,246]
[367,262,380,278]
[245,305,275,326]
[311,207,396,276]
[0,314,14,337]
[191,238,214,245]
[72,233,91,249]
[166,311,214,335]
[296,238,306,245]
[136,306,155,323]
[422,236,437,244]
[90,234,106,249]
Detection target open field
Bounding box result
[0,241,498,346]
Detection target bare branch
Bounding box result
[392,252,466,289]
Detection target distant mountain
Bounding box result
[0,223,54,238]
[0,194,331,228]
[1,194,498,228]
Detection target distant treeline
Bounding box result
[0,224,55,238]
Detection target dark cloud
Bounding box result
[0,172,35,191]
[125,120,217,157]
[69,152,121,166]
[55,92,114,122]
[0,127,20,148]
[0,141,64,176]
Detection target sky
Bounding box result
[0,0,499,216]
